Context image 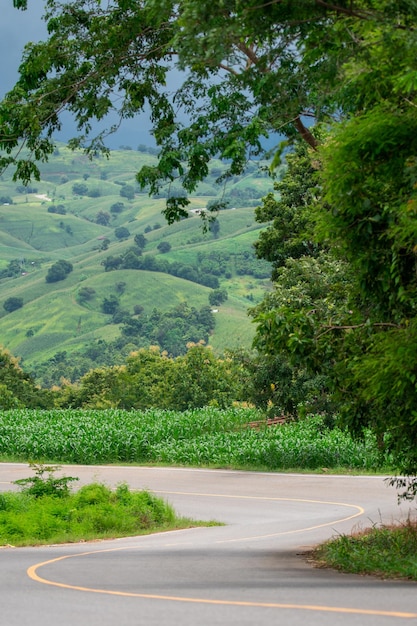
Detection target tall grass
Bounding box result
[0,409,390,471]
[0,482,195,546]
[314,519,417,580]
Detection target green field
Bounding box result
[0,144,276,370]
[0,409,391,471]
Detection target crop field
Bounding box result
[0,409,391,471]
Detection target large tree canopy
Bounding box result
[3,1,413,220]
[3,0,417,495]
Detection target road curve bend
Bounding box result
[0,463,416,626]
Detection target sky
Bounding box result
[0,1,155,148]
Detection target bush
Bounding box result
[45,260,73,283]
[3,297,23,313]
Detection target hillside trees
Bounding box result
[4,0,417,494]
[57,344,244,410]
[0,347,52,408]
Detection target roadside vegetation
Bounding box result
[0,408,390,471]
[0,464,212,547]
[313,520,417,581]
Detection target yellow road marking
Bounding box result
[154,490,364,542]
[26,492,414,618]
[27,550,417,619]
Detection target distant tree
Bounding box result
[87,188,101,198]
[209,289,228,306]
[157,241,171,253]
[16,184,38,194]
[3,297,23,313]
[122,249,142,268]
[115,281,127,294]
[45,260,73,283]
[134,233,147,249]
[112,309,131,324]
[120,185,135,200]
[100,238,110,250]
[133,304,144,315]
[110,202,125,214]
[114,226,130,240]
[102,255,123,271]
[101,295,119,315]
[0,196,13,204]
[47,204,66,214]
[144,225,152,233]
[209,218,220,239]
[95,210,111,226]
[78,286,96,302]
[72,183,88,196]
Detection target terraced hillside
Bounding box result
[0,144,275,382]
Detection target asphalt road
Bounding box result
[0,463,416,626]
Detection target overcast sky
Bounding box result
[0,2,155,148]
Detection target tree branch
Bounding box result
[316,322,401,339]
[293,116,320,150]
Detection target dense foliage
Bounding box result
[3,0,417,496]
[0,348,53,409]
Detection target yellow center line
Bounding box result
[154,490,364,542]
[27,551,417,619]
[26,492,414,618]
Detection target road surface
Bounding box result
[0,463,416,625]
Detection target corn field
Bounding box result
[0,408,390,471]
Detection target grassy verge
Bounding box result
[0,466,216,547]
[312,519,417,580]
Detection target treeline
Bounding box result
[0,340,331,421]
[102,248,270,286]
[33,301,216,387]
[102,248,220,288]
[0,344,246,411]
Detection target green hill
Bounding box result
[0,143,275,382]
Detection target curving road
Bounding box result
[1,463,416,625]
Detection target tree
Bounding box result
[110,202,125,214]
[0,346,53,409]
[72,183,89,196]
[101,295,120,315]
[134,233,148,249]
[157,241,171,254]
[3,297,24,313]
[95,210,111,226]
[5,0,417,494]
[208,289,228,307]
[114,226,130,240]
[0,1,380,220]
[45,260,73,283]
[78,286,96,303]
[119,185,135,201]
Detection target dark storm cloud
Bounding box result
[1,2,47,97]
[0,2,155,147]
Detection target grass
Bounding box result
[0,466,214,547]
[313,519,417,580]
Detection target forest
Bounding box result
[2,0,417,499]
